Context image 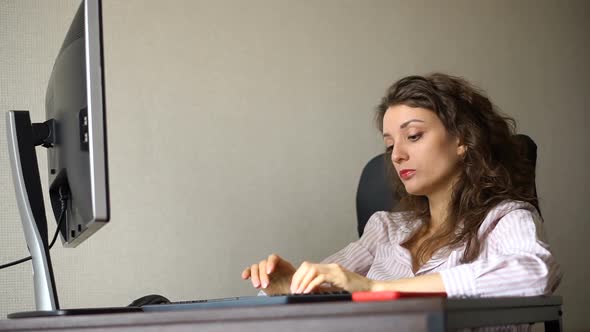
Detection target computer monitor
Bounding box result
[5,0,130,317]
[45,0,109,247]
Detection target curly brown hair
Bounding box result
[376,73,539,264]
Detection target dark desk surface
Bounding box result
[0,296,562,332]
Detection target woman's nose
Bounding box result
[391,144,408,164]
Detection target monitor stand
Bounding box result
[8,307,142,319]
[6,111,141,318]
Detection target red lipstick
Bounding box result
[399,169,416,180]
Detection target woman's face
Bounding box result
[382,104,465,198]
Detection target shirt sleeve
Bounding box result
[439,208,562,298]
[320,211,391,276]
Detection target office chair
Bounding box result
[355,134,538,237]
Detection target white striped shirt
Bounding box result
[321,200,561,331]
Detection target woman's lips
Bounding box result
[399,169,416,180]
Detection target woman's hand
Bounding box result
[241,254,296,295]
[290,262,373,294]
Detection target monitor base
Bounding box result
[8,307,142,319]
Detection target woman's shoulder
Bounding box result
[478,199,543,235]
[487,200,540,219]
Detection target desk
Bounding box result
[0,296,562,331]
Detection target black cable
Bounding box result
[0,256,31,269]
[48,201,66,250]
[0,191,67,270]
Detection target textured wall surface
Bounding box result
[1,1,588,330]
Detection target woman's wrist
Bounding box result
[369,274,446,293]
[369,280,391,292]
[369,279,379,292]
[369,279,402,292]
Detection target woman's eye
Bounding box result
[408,133,422,141]
[386,145,393,153]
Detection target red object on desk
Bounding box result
[352,291,447,302]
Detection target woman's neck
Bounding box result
[426,170,460,232]
[427,187,453,233]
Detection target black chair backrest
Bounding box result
[355,134,538,237]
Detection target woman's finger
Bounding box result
[241,267,251,280]
[303,274,327,294]
[290,261,310,293]
[250,264,261,288]
[266,254,280,274]
[296,266,319,293]
[258,260,269,288]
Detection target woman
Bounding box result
[241,73,561,298]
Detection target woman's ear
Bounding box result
[458,145,467,157]
[455,138,467,157]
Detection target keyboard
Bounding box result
[142,291,352,312]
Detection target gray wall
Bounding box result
[1,0,588,330]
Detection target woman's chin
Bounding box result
[403,185,427,196]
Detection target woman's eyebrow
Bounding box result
[400,119,425,129]
[383,119,425,137]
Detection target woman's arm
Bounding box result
[293,208,561,296]
[371,273,446,292]
[289,263,446,294]
[437,208,561,298]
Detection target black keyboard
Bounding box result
[142,291,352,312]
